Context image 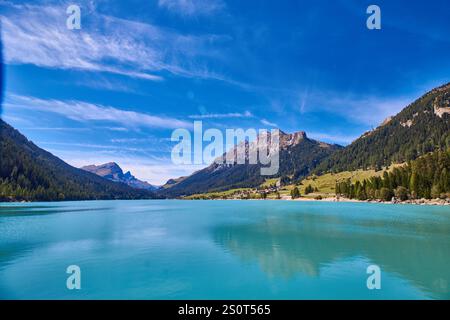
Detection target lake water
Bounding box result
[0,200,449,300]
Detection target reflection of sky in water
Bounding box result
[0,200,449,299]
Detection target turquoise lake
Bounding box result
[0,200,449,300]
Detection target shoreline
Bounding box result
[183,195,450,206]
[284,196,450,206]
[1,197,449,206]
[201,195,450,206]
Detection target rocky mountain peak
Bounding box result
[104,162,122,171]
[81,163,156,190]
[282,131,307,148]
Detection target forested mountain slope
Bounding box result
[315,83,450,173]
[0,120,155,201]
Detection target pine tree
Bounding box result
[291,187,301,199]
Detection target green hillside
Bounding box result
[315,83,450,173]
[336,149,450,201]
[0,119,156,201]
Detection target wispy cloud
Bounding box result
[308,132,358,145]
[188,110,253,119]
[288,88,415,126]
[188,110,280,129]
[260,118,278,127]
[323,95,413,126]
[110,137,171,144]
[103,127,130,132]
[39,141,149,153]
[21,127,91,132]
[1,2,228,81]
[158,0,225,16]
[5,94,191,130]
[72,76,140,94]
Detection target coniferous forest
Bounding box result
[335,150,450,201]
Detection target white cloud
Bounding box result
[4,94,191,130]
[293,89,415,126]
[111,138,156,143]
[73,76,140,94]
[39,141,149,153]
[188,110,253,119]
[158,0,225,16]
[22,127,91,132]
[0,2,227,81]
[308,132,359,145]
[322,95,413,126]
[260,119,277,127]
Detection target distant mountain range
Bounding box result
[161,83,450,197]
[1,83,449,201]
[0,119,156,201]
[81,162,158,191]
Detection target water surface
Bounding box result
[0,200,449,299]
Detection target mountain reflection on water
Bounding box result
[213,208,450,298]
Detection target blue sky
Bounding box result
[1,0,450,184]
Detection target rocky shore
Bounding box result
[290,196,450,206]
